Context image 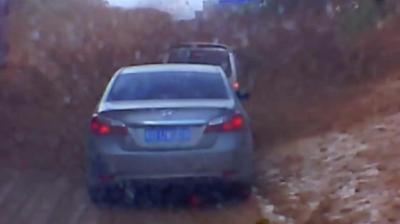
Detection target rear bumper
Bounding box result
[111,177,249,189]
[86,142,254,185]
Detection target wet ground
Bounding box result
[7,113,400,224]
[0,170,264,224]
[4,76,400,224]
[255,78,400,223]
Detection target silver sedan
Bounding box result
[86,64,254,205]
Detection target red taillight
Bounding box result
[205,114,244,132]
[232,81,240,90]
[90,116,126,135]
[223,114,244,131]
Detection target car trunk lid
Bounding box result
[98,100,234,150]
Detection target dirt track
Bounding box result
[0,171,264,224]
[3,77,400,224]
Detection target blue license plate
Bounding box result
[144,127,191,143]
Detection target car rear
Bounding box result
[86,64,253,203]
[166,43,240,91]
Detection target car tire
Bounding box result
[88,183,126,206]
[229,183,252,202]
[86,158,109,205]
[238,184,252,200]
[87,185,105,204]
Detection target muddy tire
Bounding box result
[229,183,252,202]
[88,185,105,204]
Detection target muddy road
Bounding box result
[0,170,265,224]
[4,77,400,224]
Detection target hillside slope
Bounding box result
[256,73,400,223]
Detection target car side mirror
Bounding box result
[236,90,250,100]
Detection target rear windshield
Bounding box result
[167,49,232,77]
[107,71,229,101]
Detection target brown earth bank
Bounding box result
[255,72,400,223]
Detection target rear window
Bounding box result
[107,71,229,101]
[167,49,232,77]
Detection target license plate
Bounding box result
[144,127,191,143]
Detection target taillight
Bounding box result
[223,114,243,131]
[205,114,244,132]
[232,81,240,90]
[90,116,127,135]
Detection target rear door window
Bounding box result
[168,49,232,77]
